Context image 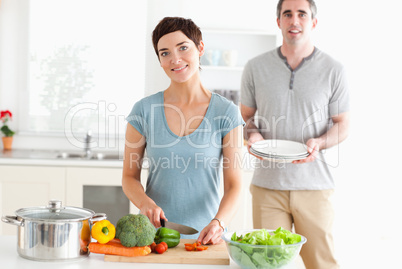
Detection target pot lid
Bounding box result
[15,200,95,222]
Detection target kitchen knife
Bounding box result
[160,219,198,235]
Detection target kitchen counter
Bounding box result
[0,149,123,168]
[0,235,234,269]
[0,148,254,171]
[0,236,302,269]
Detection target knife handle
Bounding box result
[160,218,165,227]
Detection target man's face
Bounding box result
[277,0,317,46]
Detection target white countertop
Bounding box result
[0,148,257,171]
[0,235,236,269]
[0,236,302,269]
[0,149,123,168]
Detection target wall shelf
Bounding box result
[200,30,278,91]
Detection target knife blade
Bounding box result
[160,219,198,235]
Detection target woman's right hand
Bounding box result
[141,202,167,228]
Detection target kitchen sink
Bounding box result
[56,152,123,161]
[57,152,85,159]
[0,149,123,162]
[91,153,122,160]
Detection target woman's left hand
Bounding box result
[197,221,224,245]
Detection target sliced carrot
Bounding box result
[184,241,208,251]
[88,241,151,257]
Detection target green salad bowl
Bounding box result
[222,229,307,269]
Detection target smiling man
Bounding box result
[240,0,350,268]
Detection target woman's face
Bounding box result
[157,30,204,84]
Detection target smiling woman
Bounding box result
[122,17,244,245]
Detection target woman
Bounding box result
[122,17,244,244]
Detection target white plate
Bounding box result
[250,153,307,163]
[261,156,304,163]
[251,139,308,157]
[250,149,309,163]
[250,148,309,159]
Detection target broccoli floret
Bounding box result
[115,214,156,247]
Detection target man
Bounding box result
[240,0,350,268]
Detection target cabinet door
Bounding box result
[0,165,65,235]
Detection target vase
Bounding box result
[2,136,13,151]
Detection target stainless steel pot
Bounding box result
[1,200,106,261]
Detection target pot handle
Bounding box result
[1,215,23,227]
[90,213,107,223]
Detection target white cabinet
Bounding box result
[65,167,124,207]
[65,167,148,225]
[0,164,146,235]
[0,162,255,235]
[0,165,66,235]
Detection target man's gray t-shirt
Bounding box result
[241,47,350,190]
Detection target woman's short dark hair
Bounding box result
[152,17,203,59]
[276,0,317,19]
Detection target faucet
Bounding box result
[84,130,92,158]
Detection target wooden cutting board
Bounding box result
[104,239,230,265]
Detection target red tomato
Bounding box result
[149,242,156,252]
[160,242,168,250]
[155,243,167,254]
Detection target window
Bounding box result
[21,0,147,139]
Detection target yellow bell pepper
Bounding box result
[91,220,116,244]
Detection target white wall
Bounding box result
[316,1,400,216]
[313,1,401,267]
[0,0,27,130]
